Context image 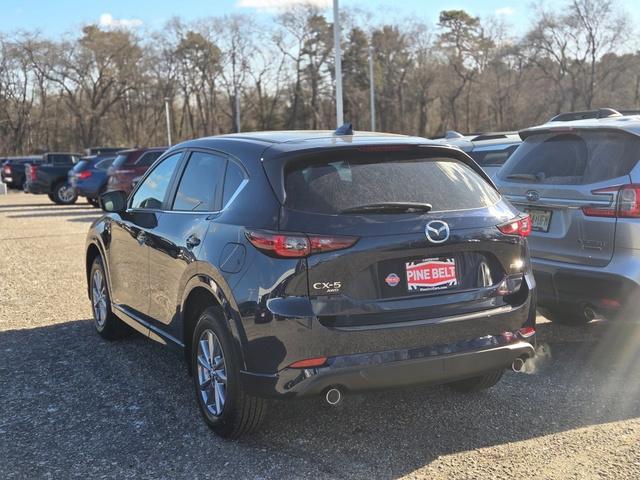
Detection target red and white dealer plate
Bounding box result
[405,257,458,292]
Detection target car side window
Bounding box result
[130,152,182,210]
[136,152,162,167]
[172,151,226,211]
[222,161,246,207]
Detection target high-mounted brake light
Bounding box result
[77,170,92,180]
[245,230,358,258]
[583,185,640,218]
[497,215,531,237]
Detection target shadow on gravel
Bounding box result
[0,202,58,209]
[66,217,102,224]
[1,318,639,478]
[0,206,96,214]
[7,210,99,219]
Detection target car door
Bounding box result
[107,151,183,318]
[146,150,227,341]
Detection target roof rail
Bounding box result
[548,108,640,122]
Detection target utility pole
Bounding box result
[235,85,241,133]
[333,0,344,127]
[368,45,376,131]
[164,97,172,146]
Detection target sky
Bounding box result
[1,0,638,37]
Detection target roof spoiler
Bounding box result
[469,132,518,142]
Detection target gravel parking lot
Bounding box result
[1,192,640,479]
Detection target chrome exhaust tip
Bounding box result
[584,305,597,321]
[325,387,342,406]
[512,357,526,373]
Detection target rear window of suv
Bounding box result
[499,131,640,185]
[284,154,500,214]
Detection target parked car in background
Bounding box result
[435,131,521,179]
[494,108,640,325]
[106,147,166,197]
[69,155,116,207]
[24,152,81,204]
[2,156,42,190]
[87,130,536,438]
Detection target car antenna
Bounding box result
[334,123,353,135]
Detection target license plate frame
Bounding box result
[405,257,458,293]
[524,207,552,232]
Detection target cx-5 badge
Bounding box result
[425,220,450,243]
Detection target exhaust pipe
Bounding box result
[584,305,597,321]
[512,357,526,373]
[325,387,342,406]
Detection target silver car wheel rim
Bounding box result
[197,329,227,417]
[59,184,75,202]
[92,269,108,327]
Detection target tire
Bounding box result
[52,181,77,205]
[47,193,55,202]
[90,256,131,340]
[447,369,504,393]
[192,307,267,438]
[538,306,590,326]
[87,197,100,208]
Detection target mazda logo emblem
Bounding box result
[425,220,450,243]
[525,190,540,202]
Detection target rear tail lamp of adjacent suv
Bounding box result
[77,170,92,180]
[245,230,358,258]
[497,215,531,237]
[27,164,37,182]
[2,164,10,175]
[583,185,640,218]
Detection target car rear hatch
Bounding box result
[498,128,640,267]
[260,145,531,333]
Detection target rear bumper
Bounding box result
[533,251,640,314]
[24,182,47,194]
[241,340,535,399]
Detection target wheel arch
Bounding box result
[181,276,248,372]
[85,242,103,299]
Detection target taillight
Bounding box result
[497,215,531,237]
[77,170,92,179]
[28,165,37,182]
[582,185,640,218]
[2,165,10,174]
[245,230,358,258]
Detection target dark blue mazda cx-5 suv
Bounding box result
[86,129,536,438]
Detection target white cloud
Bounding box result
[495,6,515,16]
[236,0,331,11]
[98,13,143,29]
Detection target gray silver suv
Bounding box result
[494,109,640,324]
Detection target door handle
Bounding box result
[136,232,147,245]
[186,235,201,249]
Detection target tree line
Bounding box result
[0,0,636,154]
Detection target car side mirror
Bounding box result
[101,190,127,213]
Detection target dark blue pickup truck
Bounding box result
[24,152,82,204]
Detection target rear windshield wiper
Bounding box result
[339,202,433,214]
[506,173,540,181]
